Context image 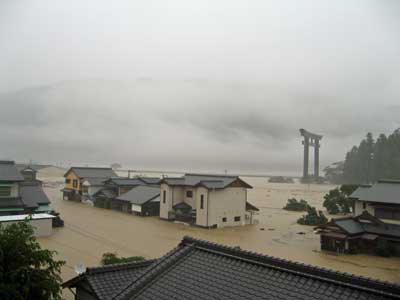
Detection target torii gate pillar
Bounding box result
[300,129,323,178]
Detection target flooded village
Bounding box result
[23,166,397,299]
[3,2,400,299]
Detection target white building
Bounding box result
[350,180,400,224]
[160,174,258,228]
[0,213,55,237]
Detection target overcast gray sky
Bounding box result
[1,0,399,174]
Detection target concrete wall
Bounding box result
[160,184,171,219]
[208,187,247,228]
[195,187,209,227]
[1,218,53,237]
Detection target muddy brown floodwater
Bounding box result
[38,176,400,300]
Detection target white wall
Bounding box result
[208,187,247,228]
[1,218,53,237]
[354,200,374,216]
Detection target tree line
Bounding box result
[324,129,400,184]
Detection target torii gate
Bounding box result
[299,129,323,178]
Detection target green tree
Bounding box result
[100,252,145,265]
[283,198,309,211]
[297,206,328,226]
[323,184,358,214]
[0,220,65,300]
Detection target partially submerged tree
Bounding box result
[297,206,328,226]
[323,184,358,214]
[283,198,309,211]
[0,220,65,300]
[100,252,145,265]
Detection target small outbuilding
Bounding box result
[114,185,160,216]
[0,213,55,237]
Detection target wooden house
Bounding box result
[113,185,160,216]
[315,211,400,255]
[62,167,117,201]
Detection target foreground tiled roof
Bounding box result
[63,260,156,300]
[64,237,400,300]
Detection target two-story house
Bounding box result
[62,167,117,201]
[0,161,51,215]
[159,173,258,228]
[350,180,400,224]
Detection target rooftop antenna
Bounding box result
[74,263,86,275]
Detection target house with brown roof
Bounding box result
[160,173,258,228]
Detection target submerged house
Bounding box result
[350,180,400,223]
[160,173,258,228]
[63,236,400,300]
[0,161,51,215]
[113,185,160,216]
[62,167,117,201]
[93,177,160,211]
[315,211,400,255]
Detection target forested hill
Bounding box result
[325,129,400,184]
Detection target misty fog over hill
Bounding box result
[1,79,399,175]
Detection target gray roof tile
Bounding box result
[20,184,50,208]
[65,167,117,179]
[116,186,160,205]
[0,161,24,181]
[350,180,400,204]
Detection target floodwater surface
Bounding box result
[38,176,400,299]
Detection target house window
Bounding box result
[222,217,227,222]
[163,190,166,204]
[65,179,71,184]
[362,203,366,210]
[186,190,193,198]
[234,216,241,222]
[73,180,78,188]
[200,195,204,209]
[0,186,11,197]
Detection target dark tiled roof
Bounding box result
[246,201,259,211]
[82,177,108,186]
[116,186,160,205]
[0,161,24,181]
[94,188,117,199]
[65,167,117,179]
[319,212,400,239]
[20,185,50,208]
[350,180,400,204]
[63,260,156,300]
[138,177,160,185]
[114,237,400,300]
[106,178,146,187]
[161,173,252,189]
[0,197,24,208]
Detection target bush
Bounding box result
[101,252,145,265]
[283,198,309,211]
[297,206,328,226]
[268,176,294,183]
